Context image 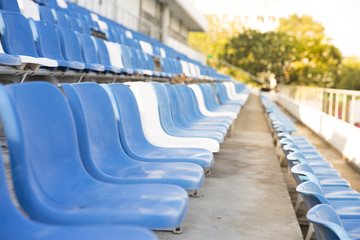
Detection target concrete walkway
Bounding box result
[157,92,303,240]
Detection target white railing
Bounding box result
[279,85,360,125]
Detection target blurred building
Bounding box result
[68,0,208,63]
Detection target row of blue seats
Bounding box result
[0,11,158,75]
[0,80,249,239]
[0,0,230,81]
[261,94,360,240]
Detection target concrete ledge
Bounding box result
[277,94,360,167]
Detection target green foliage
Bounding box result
[189,15,249,82]
[335,58,360,90]
[221,30,297,84]
[189,14,344,87]
[189,15,236,59]
[278,14,325,39]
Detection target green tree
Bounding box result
[189,14,238,59]
[278,14,325,39]
[219,14,342,87]
[335,58,360,90]
[278,14,342,87]
[221,29,298,84]
[189,14,342,87]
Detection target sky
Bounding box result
[195,0,360,58]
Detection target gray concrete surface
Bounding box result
[157,92,303,240]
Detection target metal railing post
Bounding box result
[335,93,339,119]
[342,93,347,121]
[351,95,355,125]
[329,92,333,116]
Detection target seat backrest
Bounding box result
[0,82,94,217]
[0,11,39,57]
[38,5,56,25]
[167,58,177,74]
[77,17,91,35]
[291,162,316,175]
[286,151,308,164]
[159,57,170,73]
[214,82,232,104]
[179,60,191,77]
[151,82,179,133]
[129,47,143,70]
[68,16,82,32]
[40,0,60,10]
[93,38,112,67]
[143,53,155,71]
[198,84,218,110]
[163,83,190,127]
[106,83,152,155]
[114,27,126,44]
[77,33,101,65]
[0,147,28,226]
[127,82,174,144]
[296,181,330,210]
[120,44,134,70]
[174,85,198,122]
[56,26,84,62]
[29,20,65,61]
[235,82,246,93]
[172,59,183,74]
[307,204,350,240]
[61,83,132,178]
[181,85,204,118]
[0,0,21,13]
[20,0,40,21]
[54,10,69,27]
[105,41,124,69]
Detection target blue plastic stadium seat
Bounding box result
[29,20,85,71]
[54,10,69,27]
[93,38,121,74]
[0,41,22,67]
[287,151,339,174]
[173,85,229,131]
[38,5,56,25]
[57,26,102,72]
[61,82,204,191]
[183,85,234,125]
[307,204,360,240]
[77,17,91,35]
[0,148,158,240]
[0,82,188,230]
[214,82,244,105]
[105,42,133,75]
[159,57,174,78]
[164,83,228,137]
[128,47,147,75]
[151,82,224,143]
[104,83,214,168]
[198,84,240,114]
[127,82,220,153]
[68,16,82,33]
[177,84,232,128]
[0,0,21,13]
[143,53,167,77]
[76,33,105,72]
[120,44,137,74]
[297,181,360,218]
[0,11,57,70]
